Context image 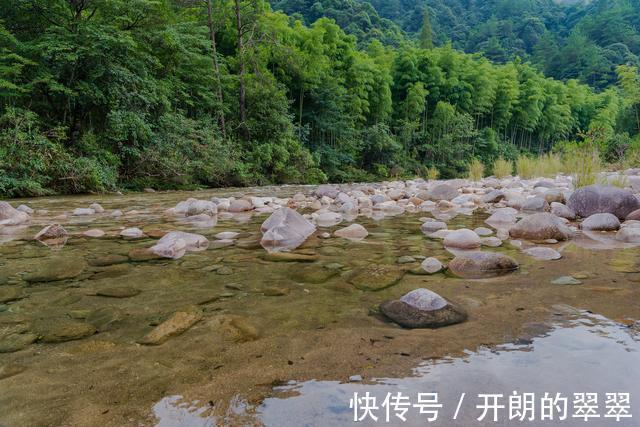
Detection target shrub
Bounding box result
[426,166,440,181]
[467,159,485,181]
[492,158,513,178]
[516,155,536,179]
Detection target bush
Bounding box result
[492,158,513,178]
[516,155,536,179]
[426,166,440,181]
[467,159,485,181]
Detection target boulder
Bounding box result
[485,208,517,225]
[380,289,467,328]
[167,198,218,217]
[420,221,447,234]
[425,184,459,201]
[315,212,343,227]
[334,224,368,240]
[616,226,640,243]
[522,197,549,212]
[260,207,316,253]
[34,224,68,242]
[421,257,443,274]
[509,213,572,241]
[522,247,562,260]
[314,185,340,199]
[482,190,505,204]
[228,199,253,212]
[120,228,145,239]
[89,203,105,213]
[550,202,576,220]
[448,251,519,279]
[567,185,640,220]
[443,229,481,249]
[626,208,640,221]
[0,202,30,225]
[151,231,209,259]
[581,213,620,231]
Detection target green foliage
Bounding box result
[516,155,537,179]
[426,166,439,180]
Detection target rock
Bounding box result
[544,189,565,204]
[89,203,104,213]
[523,247,562,260]
[522,197,549,212]
[348,265,405,291]
[334,224,368,240]
[128,247,164,262]
[616,226,640,243]
[215,231,240,240]
[380,289,467,329]
[72,208,95,216]
[443,229,481,249]
[550,202,576,220]
[485,209,517,225]
[38,320,96,343]
[421,257,443,274]
[625,208,640,221]
[215,315,259,342]
[260,208,316,253]
[228,199,253,212]
[168,198,218,216]
[138,307,202,345]
[86,307,125,332]
[16,204,34,215]
[151,231,209,260]
[509,213,572,241]
[425,184,459,201]
[111,210,123,217]
[448,251,519,279]
[581,213,620,231]
[567,185,640,219]
[474,227,493,236]
[0,287,24,303]
[482,190,505,204]
[89,254,129,267]
[481,237,503,247]
[120,228,145,239]
[314,185,340,199]
[263,287,290,296]
[83,229,105,238]
[95,286,140,298]
[315,212,343,227]
[0,201,30,225]
[34,224,68,242]
[397,255,416,264]
[24,258,87,283]
[552,276,582,285]
[0,333,38,353]
[534,180,555,189]
[420,221,447,234]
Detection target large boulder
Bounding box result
[443,229,481,249]
[0,202,30,225]
[509,213,573,241]
[425,184,459,201]
[448,251,519,279]
[313,185,340,199]
[380,289,467,329]
[581,213,620,231]
[567,185,640,220]
[550,202,576,220]
[485,208,517,225]
[260,208,316,252]
[625,208,640,221]
[482,190,505,204]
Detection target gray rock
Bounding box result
[420,221,447,234]
[509,213,573,241]
[425,184,459,201]
[334,224,368,240]
[443,229,481,249]
[380,289,467,328]
[568,185,640,219]
[482,190,505,204]
[0,201,30,225]
[552,276,582,285]
[229,199,253,212]
[550,202,576,220]
[522,197,550,212]
[581,213,620,231]
[523,247,562,260]
[421,257,443,274]
[314,185,340,199]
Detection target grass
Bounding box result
[563,146,601,188]
[492,158,513,178]
[426,167,440,181]
[467,159,485,181]
[535,153,563,178]
[516,155,536,179]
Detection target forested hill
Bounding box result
[271,0,640,90]
[1,1,639,198]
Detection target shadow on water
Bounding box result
[155,312,639,426]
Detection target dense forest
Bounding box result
[1,0,640,197]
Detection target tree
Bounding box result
[419,7,433,49]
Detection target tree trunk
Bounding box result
[206,0,226,138]
[234,0,248,140]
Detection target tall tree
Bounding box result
[419,7,433,49]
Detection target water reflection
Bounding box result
[154,312,640,426]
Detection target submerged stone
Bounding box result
[522,247,562,260]
[348,265,405,291]
[38,320,96,343]
[138,307,203,345]
[509,213,572,241]
[380,288,467,328]
[95,286,140,298]
[24,258,87,283]
[448,251,519,279]
[260,207,316,253]
[0,333,38,353]
[551,276,582,286]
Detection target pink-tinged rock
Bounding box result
[0,202,30,225]
[260,208,316,253]
[228,199,253,212]
[334,224,368,241]
[120,228,145,239]
[83,229,106,238]
[151,231,209,260]
[167,198,217,216]
[35,224,68,241]
[443,229,481,249]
